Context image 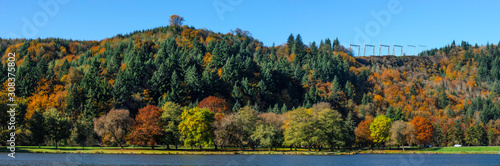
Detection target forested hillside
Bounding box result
[1,15,499,150]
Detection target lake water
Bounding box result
[1,153,500,165]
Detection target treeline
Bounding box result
[1,15,500,149]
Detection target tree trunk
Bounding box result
[214,145,218,150]
[110,132,124,149]
[307,145,310,151]
[268,146,271,151]
[175,144,178,150]
[38,144,41,148]
[199,145,202,150]
[55,140,58,149]
[166,144,170,150]
[152,145,155,150]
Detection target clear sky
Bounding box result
[1,0,499,56]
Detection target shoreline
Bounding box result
[3,146,498,155]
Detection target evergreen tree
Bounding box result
[329,76,341,101]
[410,84,418,96]
[271,103,280,114]
[184,65,201,99]
[343,111,356,149]
[231,82,243,103]
[148,63,170,104]
[287,34,294,55]
[280,104,287,114]
[16,54,38,97]
[490,58,500,80]
[166,71,182,103]
[385,105,395,120]
[345,81,353,99]
[232,100,241,112]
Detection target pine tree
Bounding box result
[343,111,356,149]
[345,81,353,99]
[361,93,368,105]
[232,100,241,112]
[394,106,404,121]
[184,65,201,99]
[287,34,294,55]
[385,105,394,120]
[59,59,70,79]
[490,58,500,80]
[16,54,38,97]
[280,104,287,114]
[329,76,340,101]
[113,70,131,108]
[410,84,417,96]
[148,63,170,104]
[231,83,243,103]
[166,71,182,103]
[271,103,280,114]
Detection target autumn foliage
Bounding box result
[411,116,435,146]
[355,118,374,147]
[129,105,165,149]
[198,96,231,121]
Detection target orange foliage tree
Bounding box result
[129,105,165,149]
[411,116,435,146]
[198,96,231,121]
[170,15,184,27]
[355,118,374,147]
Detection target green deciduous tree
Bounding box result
[160,102,183,149]
[71,117,94,149]
[388,120,408,151]
[251,124,276,151]
[28,109,45,148]
[43,108,71,149]
[178,107,215,149]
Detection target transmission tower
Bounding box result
[407,45,416,56]
[418,45,426,56]
[393,44,403,56]
[349,42,360,56]
[365,44,375,56]
[380,43,390,56]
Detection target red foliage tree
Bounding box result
[198,96,231,121]
[411,116,435,146]
[129,105,165,149]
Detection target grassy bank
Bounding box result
[0,146,355,155]
[359,146,500,154]
[2,146,499,155]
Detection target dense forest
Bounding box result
[1,15,499,150]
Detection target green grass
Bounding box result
[0,146,353,155]
[422,146,500,154]
[2,146,498,155]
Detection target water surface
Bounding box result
[1,153,500,165]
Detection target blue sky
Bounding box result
[1,0,499,55]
